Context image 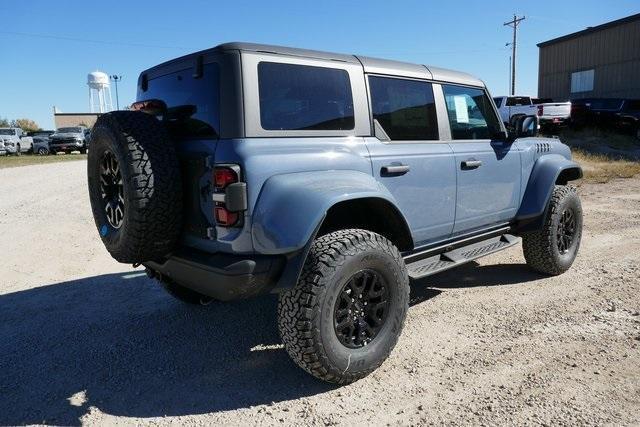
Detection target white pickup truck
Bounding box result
[493,96,571,130]
[0,128,33,155]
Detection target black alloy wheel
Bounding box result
[556,207,576,254]
[334,269,390,348]
[100,150,125,229]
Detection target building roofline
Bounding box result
[537,13,640,48]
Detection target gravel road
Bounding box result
[1,160,639,426]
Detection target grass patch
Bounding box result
[572,149,640,183]
[0,153,87,169]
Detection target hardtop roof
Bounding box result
[142,42,484,87]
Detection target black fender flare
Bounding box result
[515,154,582,232]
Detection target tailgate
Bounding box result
[540,103,571,118]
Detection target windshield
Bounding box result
[0,129,16,135]
[57,127,83,133]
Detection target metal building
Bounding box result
[537,13,640,101]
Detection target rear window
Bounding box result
[140,63,220,138]
[506,96,531,106]
[258,62,354,131]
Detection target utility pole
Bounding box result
[110,75,123,110]
[504,14,525,95]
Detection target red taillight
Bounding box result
[214,167,238,190]
[214,205,239,226]
[537,105,544,116]
[212,165,242,228]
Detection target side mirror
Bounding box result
[508,114,539,140]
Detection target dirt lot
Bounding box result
[1,160,639,426]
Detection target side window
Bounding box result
[442,85,502,140]
[258,62,354,131]
[493,97,503,108]
[368,76,438,141]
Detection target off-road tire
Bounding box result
[87,111,182,263]
[522,185,582,275]
[278,229,409,384]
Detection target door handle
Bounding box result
[381,164,410,176]
[461,159,483,170]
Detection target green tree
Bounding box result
[11,118,41,132]
[0,117,9,127]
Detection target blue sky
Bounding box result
[1,0,638,129]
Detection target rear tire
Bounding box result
[278,229,409,384]
[87,111,183,264]
[522,185,582,275]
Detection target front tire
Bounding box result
[278,229,409,384]
[522,185,583,275]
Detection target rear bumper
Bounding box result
[540,117,570,126]
[144,248,286,301]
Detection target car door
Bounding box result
[440,84,521,235]
[365,75,456,247]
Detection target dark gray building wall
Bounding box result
[538,15,640,101]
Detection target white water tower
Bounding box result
[88,71,114,113]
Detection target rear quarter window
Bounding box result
[139,63,220,138]
[258,62,355,131]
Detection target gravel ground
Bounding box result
[1,160,639,426]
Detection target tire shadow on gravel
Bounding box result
[409,262,546,306]
[0,272,333,426]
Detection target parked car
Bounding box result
[49,126,88,154]
[493,95,538,125]
[532,98,572,130]
[494,96,571,132]
[0,128,33,155]
[571,98,640,139]
[0,137,7,155]
[27,130,55,155]
[87,42,583,384]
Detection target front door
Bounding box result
[365,75,456,247]
[440,84,521,235]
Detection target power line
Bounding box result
[0,30,188,50]
[503,14,525,95]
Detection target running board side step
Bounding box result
[404,234,520,280]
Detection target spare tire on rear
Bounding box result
[87,111,182,264]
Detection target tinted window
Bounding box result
[258,62,354,131]
[443,85,501,140]
[506,96,531,106]
[141,63,220,138]
[590,99,623,110]
[368,76,438,141]
[493,97,503,108]
[625,100,640,111]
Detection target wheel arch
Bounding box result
[317,197,413,252]
[515,154,582,232]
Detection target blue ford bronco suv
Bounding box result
[87,42,583,384]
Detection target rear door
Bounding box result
[365,76,456,246]
[440,84,521,234]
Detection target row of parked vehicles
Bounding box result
[494,95,640,138]
[0,126,91,156]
